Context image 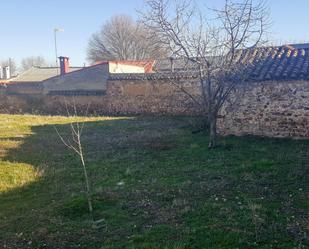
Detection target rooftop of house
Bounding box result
[11,66,83,83]
[287,43,309,49]
[235,45,309,81]
[11,60,156,84]
[111,44,309,82]
[8,44,309,84]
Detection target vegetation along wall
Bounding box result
[0,77,308,138]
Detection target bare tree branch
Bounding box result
[54,99,96,223]
[87,15,169,63]
[21,56,48,71]
[141,0,269,148]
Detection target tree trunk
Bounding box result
[79,143,94,222]
[208,114,217,148]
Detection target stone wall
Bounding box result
[218,80,309,138]
[4,82,43,95]
[105,78,199,115]
[0,78,308,138]
[0,78,199,115]
[0,83,43,113]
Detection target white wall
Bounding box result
[109,62,145,73]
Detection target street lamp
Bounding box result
[54,28,64,71]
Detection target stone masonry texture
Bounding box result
[0,78,308,139]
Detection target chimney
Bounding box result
[3,66,10,79]
[59,56,69,75]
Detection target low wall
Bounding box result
[2,82,42,95]
[218,80,309,138]
[0,79,199,115]
[0,78,308,138]
[105,78,199,115]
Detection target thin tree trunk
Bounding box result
[79,141,94,222]
[208,114,217,148]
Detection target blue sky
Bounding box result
[1,0,309,67]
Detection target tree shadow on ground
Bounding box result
[0,116,194,249]
[1,115,308,249]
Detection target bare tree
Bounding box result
[21,56,47,71]
[87,15,169,63]
[141,0,269,148]
[55,101,104,228]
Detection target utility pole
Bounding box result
[54,28,64,74]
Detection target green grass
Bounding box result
[0,114,308,249]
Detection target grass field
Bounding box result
[0,114,308,249]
